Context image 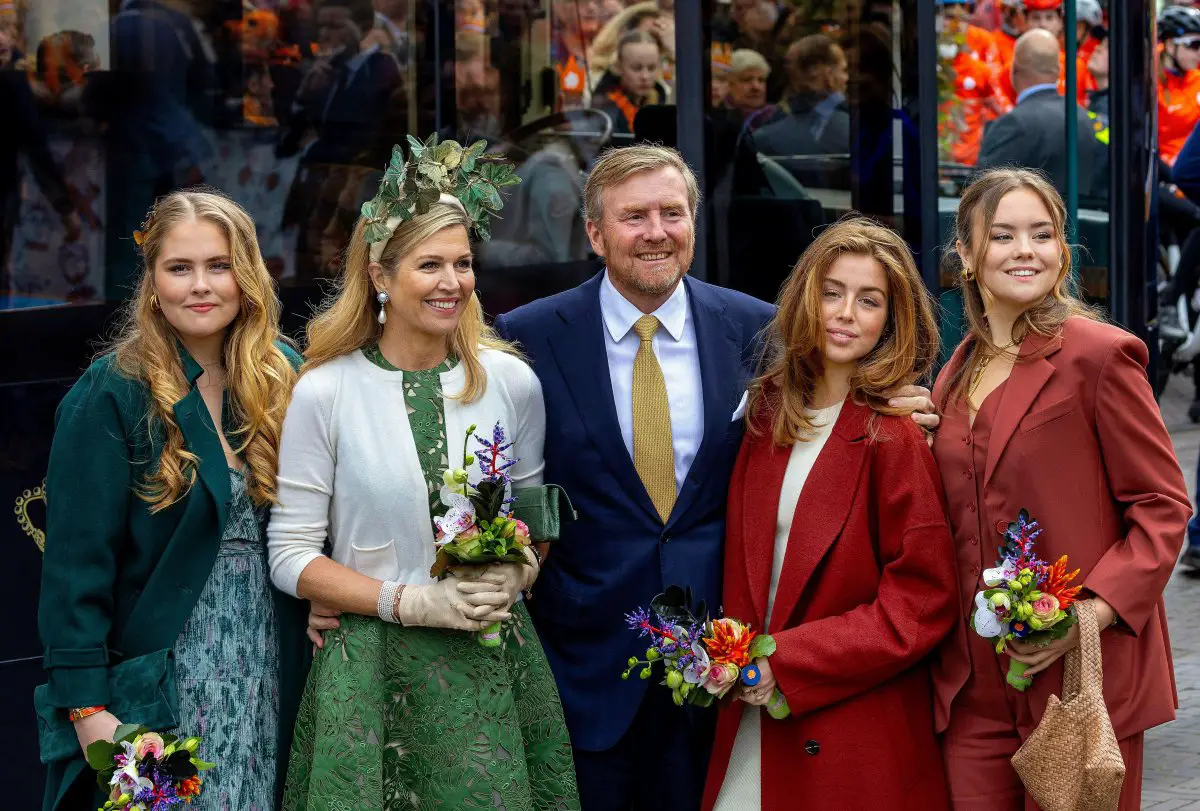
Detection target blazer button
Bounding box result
[970,535,979,546]
[995,520,1008,534]
[964,470,974,480]
[660,532,671,544]
[804,740,820,756]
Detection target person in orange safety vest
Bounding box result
[1159,5,1200,166]
[937,0,1008,166]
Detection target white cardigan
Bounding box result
[267,347,546,597]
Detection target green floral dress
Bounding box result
[282,347,579,811]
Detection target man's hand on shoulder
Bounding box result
[886,384,939,445]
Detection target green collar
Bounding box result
[176,339,206,385]
[363,343,458,374]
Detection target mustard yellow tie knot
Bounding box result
[634,314,660,343]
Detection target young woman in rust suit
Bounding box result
[932,168,1190,810]
[703,218,958,811]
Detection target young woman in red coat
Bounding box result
[703,217,958,811]
[931,168,1190,810]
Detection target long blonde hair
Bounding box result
[110,189,297,511]
[588,1,663,76]
[748,216,940,446]
[943,168,1101,406]
[304,201,518,401]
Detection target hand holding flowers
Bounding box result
[87,725,212,811]
[970,510,1086,690]
[620,586,791,719]
[432,422,537,647]
[1006,596,1115,677]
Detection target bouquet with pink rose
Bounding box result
[970,509,1083,690]
[621,586,791,719]
[86,725,212,810]
[431,421,536,647]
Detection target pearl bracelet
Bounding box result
[377,580,402,623]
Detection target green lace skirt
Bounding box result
[282,602,580,811]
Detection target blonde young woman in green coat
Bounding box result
[35,190,309,810]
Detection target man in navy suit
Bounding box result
[494,145,936,810]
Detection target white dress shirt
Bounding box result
[599,270,704,494]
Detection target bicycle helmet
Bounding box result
[1160,5,1200,41]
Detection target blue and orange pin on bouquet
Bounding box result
[87,725,212,810]
[622,586,790,719]
[432,421,534,647]
[970,509,1083,690]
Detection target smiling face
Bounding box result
[819,253,890,373]
[153,218,242,345]
[371,225,475,343]
[965,187,1063,321]
[585,165,695,311]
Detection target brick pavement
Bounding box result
[1147,371,1200,808]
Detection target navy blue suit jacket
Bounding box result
[495,273,774,751]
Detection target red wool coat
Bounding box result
[931,317,1190,741]
[701,399,958,811]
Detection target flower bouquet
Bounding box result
[432,421,534,647]
[87,725,212,810]
[971,509,1083,690]
[621,585,790,719]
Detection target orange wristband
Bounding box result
[68,705,106,722]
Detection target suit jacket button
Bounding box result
[660,533,670,544]
[805,740,820,756]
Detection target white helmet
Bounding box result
[1076,0,1103,27]
[1000,0,1025,8]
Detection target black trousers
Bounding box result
[572,685,717,811]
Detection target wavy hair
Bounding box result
[748,216,940,446]
[941,167,1101,407]
[304,202,518,401]
[109,189,297,511]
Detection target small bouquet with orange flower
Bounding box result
[622,586,790,719]
[87,725,212,810]
[970,509,1083,691]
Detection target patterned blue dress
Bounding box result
[173,467,280,810]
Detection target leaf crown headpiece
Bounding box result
[361,134,520,262]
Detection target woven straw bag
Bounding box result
[1012,600,1126,811]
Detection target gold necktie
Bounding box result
[632,314,676,523]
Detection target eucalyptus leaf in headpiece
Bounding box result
[361,134,520,253]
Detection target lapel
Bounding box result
[547,273,659,523]
[171,344,231,531]
[740,431,790,627]
[983,331,1063,487]
[765,401,871,632]
[668,277,744,529]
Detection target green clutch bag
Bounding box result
[34,648,180,764]
[512,484,577,542]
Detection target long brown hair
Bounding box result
[942,168,1100,406]
[109,190,297,510]
[304,201,518,402]
[747,216,941,446]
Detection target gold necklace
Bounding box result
[967,339,1018,402]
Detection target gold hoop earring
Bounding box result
[961,266,975,282]
[149,294,160,310]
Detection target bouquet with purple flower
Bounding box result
[87,725,212,810]
[621,586,790,719]
[432,421,535,647]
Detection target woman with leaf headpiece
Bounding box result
[267,135,580,810]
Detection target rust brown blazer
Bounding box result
[931,316,1189,741]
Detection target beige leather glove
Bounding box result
[455,546,540,609]
[395,574,510,631]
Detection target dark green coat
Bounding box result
[37,343,309,811]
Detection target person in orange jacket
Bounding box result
[1023,0,1095,105]
[1159,5,1200,166]
[938,0,1008,166]
[993,0,1028,106]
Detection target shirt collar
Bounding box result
[599,269,688,343]
[1016,83,1058,105]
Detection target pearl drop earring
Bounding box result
[377,290,389,325]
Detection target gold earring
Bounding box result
[149,293,160,310]
[961,266,975,282]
